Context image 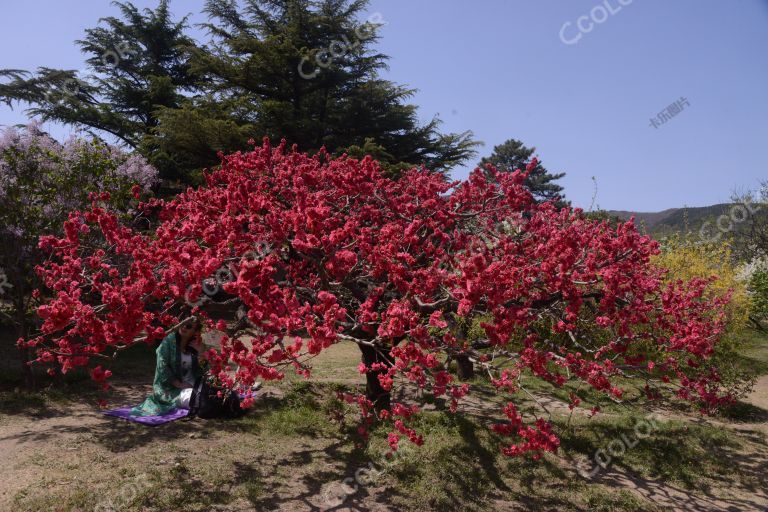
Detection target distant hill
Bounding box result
[605,203,757,238]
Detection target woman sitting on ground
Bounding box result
[131,318,204,416]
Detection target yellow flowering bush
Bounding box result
[653,235,750,331]
[654,235,755,397]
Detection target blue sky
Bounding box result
[1,0,766,211]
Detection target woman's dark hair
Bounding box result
[192,317,204,332]
[178,316,203,334]
[176,317,203,355]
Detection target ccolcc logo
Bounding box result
[184,242,273,307]
[559,0,635,46]
[298,12,386,79]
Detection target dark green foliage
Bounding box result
[479,138,566,205]
[2,0,479,183]
[0,1,198,181]
[155,0,478,177]
[608,202,768,240]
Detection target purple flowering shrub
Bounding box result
[0,122,158,383]
[0,123,156,236]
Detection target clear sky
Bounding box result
[1,0,766,211]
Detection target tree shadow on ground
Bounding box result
[719,400,768,423]
[588,464,768,512]
[220,439,409,512]
[557,415,768,511]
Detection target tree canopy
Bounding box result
[0,123,157,385]
[0,1,196,181]
[28,141,732,458]
[1,0,479,184]
[480,138,566,206]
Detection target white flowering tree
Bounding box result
[0,123,157,386]
[731,185,768,328]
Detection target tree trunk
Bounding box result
[16,307,34,389]
[358,343,393,412]
[455,354,474,380]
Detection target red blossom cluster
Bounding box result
[25,138,732,458]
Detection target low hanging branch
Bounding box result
[25,138,733,459]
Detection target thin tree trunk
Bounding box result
[16,303,34,389]
[452,320,475,380]
[455,354,474,380]
[358,343,392,412]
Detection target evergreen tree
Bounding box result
[149,0,477,176]
[0,1,198,181]
[2,0,478,183]
[479,138,566,205]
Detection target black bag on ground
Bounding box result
[189,377,245,419]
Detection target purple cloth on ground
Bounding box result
[102,406,190,425]
[102,391,254,425]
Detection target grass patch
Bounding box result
[557,413,756,491]
[370,413,500,511]
[719,399,768,423]
[234,381,345,438]
[0,390,49,415]
[356,409,664,511]
[732,329,768,377]
[3,330,768,511]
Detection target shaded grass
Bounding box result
[557,414,763,491]
[5,330,768,511]
[13,464,239,512]
[7,377,767,512]
[0,390,48,415]
[234,380,345,438]
[358,405,666,511]
[732,328,768,376]
[720,399,768,423]
[359,406,764,510]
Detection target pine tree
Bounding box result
[479,138,567,205]
[0,1,197,181]
[2,0,478,183]
[149,0,477,176]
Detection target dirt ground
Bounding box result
[0,342,767,511]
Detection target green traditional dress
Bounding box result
[130,332,203,416]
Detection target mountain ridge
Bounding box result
[605,203,740,236]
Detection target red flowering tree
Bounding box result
[25,139,732,458]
